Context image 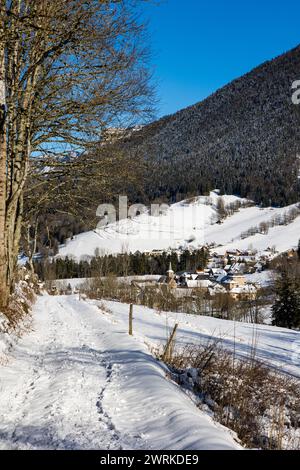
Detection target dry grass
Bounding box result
[97,301,113,316]
[161,340,300,450]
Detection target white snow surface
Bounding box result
[100,301,300,379]
[0,313,12,357]
[57,193,300,259]
[0,294,240,450]
[244,270,274,287]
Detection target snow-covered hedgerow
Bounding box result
[162,341,300,450]
[0,268,40,359]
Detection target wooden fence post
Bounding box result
[162,323,178,362]
[129,304,133,336]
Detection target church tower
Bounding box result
[166,263,177,289]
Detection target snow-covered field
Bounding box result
[57,192,300,260]
[0,294,240,450]
[244,270,274,287]
[99,300,300,378]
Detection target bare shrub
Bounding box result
[164,341,300,450]
[240,206,300,240]
[0,269,39,338]
[81,275,268,324]
[81,275,119,300]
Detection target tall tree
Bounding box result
[0,2,8,307]
[0,0,152,309]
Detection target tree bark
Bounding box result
[0,0,152,309]
[0,17,8,308]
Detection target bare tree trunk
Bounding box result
[0,0,152,309]
[0,19,9,309]
[6,192,24,288]
[27,215,39,273]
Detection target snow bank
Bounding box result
[0,276,37,359]
[100,300,300,378]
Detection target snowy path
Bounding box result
[0,295,240,450]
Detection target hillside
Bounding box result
[57,192,300,259]
[120,45,300,206]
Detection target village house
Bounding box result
[209,268,227,280]
[208,283,227,296]
[158,264,258,300]
[222,274,245,290]
[228,283,257,301]
[183,272,214,290]
[207,253,226,269]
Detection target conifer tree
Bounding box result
[272,274,300,329]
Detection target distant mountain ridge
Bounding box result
[121,45,300,206]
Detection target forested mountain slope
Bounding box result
[122,45,300,206]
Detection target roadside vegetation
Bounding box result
[55,274,270,324]
[157,339,300,450]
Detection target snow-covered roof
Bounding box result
[186,279,214,288]
[216,274,228,283]
[230,284,257,294]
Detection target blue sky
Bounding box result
[142,0,300,117]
